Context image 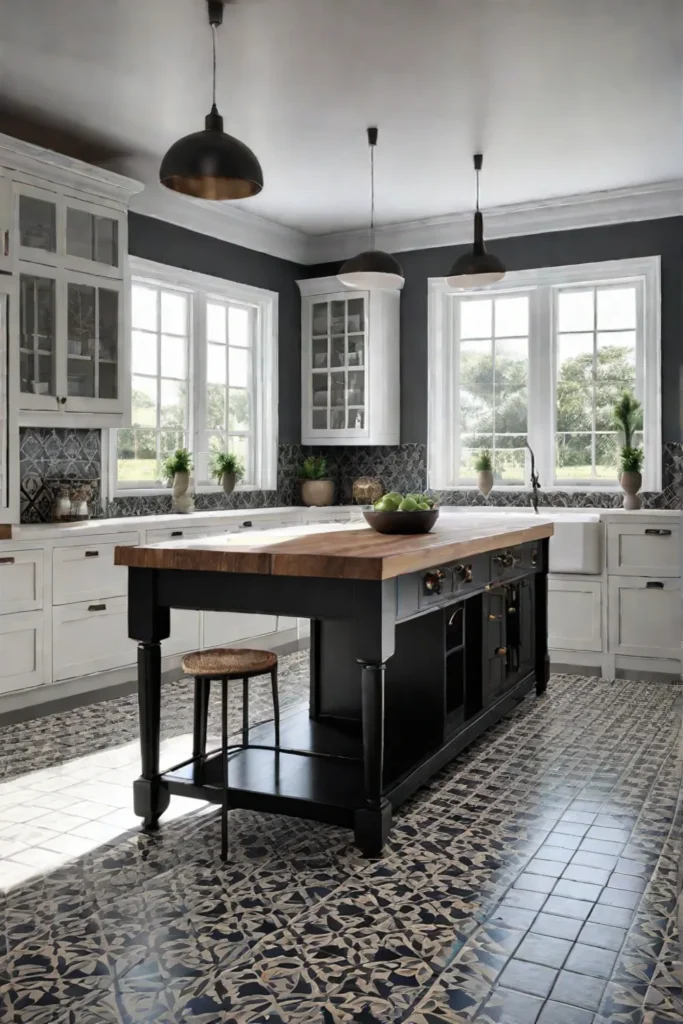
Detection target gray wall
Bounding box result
[310,217,683,445]
[128,213,304,444]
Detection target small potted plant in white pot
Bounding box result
[209,450,244,496]
[299,455,334,507]
[163,448,194,513]
[613,391,643,509]
[474,449,494,497]
[620,445,644,510]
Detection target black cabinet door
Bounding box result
[484,591,507,702]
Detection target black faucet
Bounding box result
[524,441,541,514]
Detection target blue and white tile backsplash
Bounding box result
[18,428,683,522]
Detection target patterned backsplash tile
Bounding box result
[18,430,683,522]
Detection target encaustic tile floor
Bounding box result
[1,657,683,1024]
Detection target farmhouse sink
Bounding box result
[440,507,602,574]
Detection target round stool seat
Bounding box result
[182,647,277,678]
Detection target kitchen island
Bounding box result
[116,516,553,855]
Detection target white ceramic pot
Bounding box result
[477,470,494,497]
[301,478,335,507]
[620,470,642,510]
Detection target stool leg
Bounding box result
[271,664,280,750]
[242,677,249,748]
[192,677,210,784]
[221,678,228,862]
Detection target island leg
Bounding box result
[129,568,171,831]
[354,659,392,857]
[534,538,550,696]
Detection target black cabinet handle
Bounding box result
[646,581,664,589]
[88,603,107,611]
[241,521,253,528]
[0,556,15,565]
[85,550,99,558]
[645,529,671,536]
[171,531,183,537]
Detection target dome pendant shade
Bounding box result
[338,249,404,291]
[160,106,263,200]
[159,1,263,201]
[447,154,505,289]
[338,126,404,291]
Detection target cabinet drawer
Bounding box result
[607,523,679,577]
[203,611,277,649]
[144,525,231,544]
[53,532,139,604]
[0,611,44,694]
[0,549,43,614]
[53,597,136,680]
[162,609,201,657]
[549,579,602,652]
[608,577,681,659]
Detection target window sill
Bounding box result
[443,484,626,494]
[112,484,273,499]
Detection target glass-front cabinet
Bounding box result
[299,277,400,445]
[0,276,17,524]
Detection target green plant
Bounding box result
[209,451,244,482]
[613,391,642,448]
[620,445,643,474]
[163,448,193,481]
[474,449,493,472]
[299,455,328,480]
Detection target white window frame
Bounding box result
[428,256,661,493]
[108,257,278,497]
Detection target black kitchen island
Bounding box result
[115,516,553,855]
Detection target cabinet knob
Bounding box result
[488,613,502,621]
[531,548,538,566]
[453,563,473,584]
[495,647,507,656]
[424,569,445,594]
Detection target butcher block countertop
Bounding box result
[115,516,554,582]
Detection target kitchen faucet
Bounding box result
[524,441,541,514]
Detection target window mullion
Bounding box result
[528,287,550,490]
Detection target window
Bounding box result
[428,257,660,492]
[112,259,278,493]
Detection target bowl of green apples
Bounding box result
[362,492,439,534]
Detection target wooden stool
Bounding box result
[181,647,280,861]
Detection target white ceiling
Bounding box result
[1,0,682,237]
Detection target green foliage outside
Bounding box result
[460,342,637,481]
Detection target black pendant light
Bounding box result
[447,154,505,288]
[159,0,263,200]
[338,127,404,291]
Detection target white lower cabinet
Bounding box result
[0,611,44,693]
[0,549,43,614]
[162,609,201,657]
[52,533,139,605]
[53,596,136,681]
[608,577,681,660]
[202,611,277,649]
[548,578,602,652]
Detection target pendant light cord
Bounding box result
[211,22,217,109]
[370,142,376,251]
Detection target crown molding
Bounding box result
[305,179,683,264]
[0,132,143,203]
[129,176,683,266]
[130,183,310,265]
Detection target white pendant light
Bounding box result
[338,127,404,291]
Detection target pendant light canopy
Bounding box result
[159,0,263,201]
[338,127,404,291]
[447,154,505,289]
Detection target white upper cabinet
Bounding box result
[0,277,17,524]
[298,276,400,445]
[0,131,141,427]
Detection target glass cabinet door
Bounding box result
[18,188,58,258]
[66,278,119,401]
[0,284,9,516]
[20,273,57,398]
[309,294,366,433]
[65,201,120,271]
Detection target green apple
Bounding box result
[399,497,418,511]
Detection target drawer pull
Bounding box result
[495,647,507,656]
[171,531,183,537]
[447,607,463,627]
[0,556,15,565]
[88,603,107,611]
[645,528,672,536]
[240,521,253,528]
[488,613,502,621]
[85,550,99,558]
[646,581,664,589]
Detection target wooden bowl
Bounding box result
[362,508,440,535]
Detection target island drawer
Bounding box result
[53,533,139,605]
[607,523,679,577]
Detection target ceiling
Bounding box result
[1,0,682,237]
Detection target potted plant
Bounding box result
[163,448,194,513]
[620,445,644,510]
[474,449,494,497]
[299,455,335,507]
[209,450,244,496]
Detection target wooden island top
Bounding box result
[115,515,554,581]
